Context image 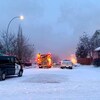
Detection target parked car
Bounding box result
[60,60,73,69]
[93,58,100,66]
[24,62,32,66]
[0,56,23,80]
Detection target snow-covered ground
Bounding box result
[0,65,100,100]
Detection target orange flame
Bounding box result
[48,58,52,66]
[70,54,77,64]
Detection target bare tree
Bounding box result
[0,26,34,62]
[0,26,34,63]
[0,30,16,55]
[15,25,34,63]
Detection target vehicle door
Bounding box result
[15,58,21,75]
[6,57,15,75]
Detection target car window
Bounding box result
[15,58,19,63]
[61,60,72,65]
[15,58,21,64]
[10,58,14,63]
[0,57,12,64]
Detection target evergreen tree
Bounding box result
[76,33,91,58]
[76,45,88,58]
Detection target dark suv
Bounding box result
[0,56,23,80]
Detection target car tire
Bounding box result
[18,70,23,77]
[69,66,72,69]
[0,72,6,80]
[61,67,64,69]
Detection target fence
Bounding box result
[77,58,93,65]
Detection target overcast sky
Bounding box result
[0,0,100,59]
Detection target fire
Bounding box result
[70,54,77,64]
[36,53,41,64]
[36,53,53,68]
[37,53,41,58]
[47,58,52,66]
[71,57,77,64]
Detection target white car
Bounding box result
[60,60,73,69]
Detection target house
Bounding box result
[90,30,100,66]
[77,30,100,65]
[91,30,100,49]
[91,30,100,58]
[92,47,100,59]
[92,47,100,66]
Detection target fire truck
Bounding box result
[36,53,53,68]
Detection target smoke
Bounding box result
[30,0,100,59]
[59,0,100,35]
[1,0,100,59]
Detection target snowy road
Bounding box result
[0,65,100,100]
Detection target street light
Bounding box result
[7,15,24,34]
[6,15,24,54]
[19,15,24,20]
